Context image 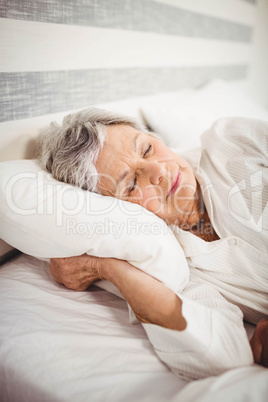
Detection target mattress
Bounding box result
[0,254,267,402]
[0,253,188,402]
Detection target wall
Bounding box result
[248,0,268,109]
[0,0,256,122]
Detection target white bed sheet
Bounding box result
[0,254,267,402]
[0,254,188,402]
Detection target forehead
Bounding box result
[95,124,143,195]
[97,123,142,162]
[104,124,139,148]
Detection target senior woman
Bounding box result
[39,108,268,380]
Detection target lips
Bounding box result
[167,171,181,198]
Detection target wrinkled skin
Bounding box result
[49,254,102,291]
[95,124,198,227]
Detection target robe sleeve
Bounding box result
[142,283,254,380]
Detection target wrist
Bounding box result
[97,257,116,281]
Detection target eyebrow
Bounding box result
[115,133,141,192]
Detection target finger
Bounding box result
[262,344,268,367]
[258,319,268,367]
[250,334,262,364]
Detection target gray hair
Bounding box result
[38,107,147,192]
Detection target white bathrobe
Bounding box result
[143,117,268,380]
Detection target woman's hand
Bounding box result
[250,318,268,367]
[49,254,104,291]
[49,254,186,331]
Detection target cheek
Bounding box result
[178,171,197,197]
[135,187,163,215]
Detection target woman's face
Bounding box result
[95,124,197,225]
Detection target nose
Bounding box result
[139,159,166,185]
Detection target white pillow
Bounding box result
[141,80,268,152]
[0,160,189,298]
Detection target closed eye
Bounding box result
[128,176,137,193]
[143,144,151,157]
[128,145,151,194]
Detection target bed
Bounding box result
[0,253,267,402]
[1,1,268,401]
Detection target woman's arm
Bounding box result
[49,255,255,379]
[49,255,186,331]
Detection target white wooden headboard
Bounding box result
[0,0,258,260]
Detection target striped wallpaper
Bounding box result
[0,0,257,122]
[0,0,258,260]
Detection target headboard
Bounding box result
[0,0,257,259]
